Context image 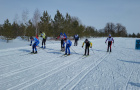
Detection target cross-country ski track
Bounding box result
[0,38,140,90]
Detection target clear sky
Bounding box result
[0,0,140,34]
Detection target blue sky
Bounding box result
[0,0,140,34]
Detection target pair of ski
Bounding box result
[60,54,70,57]
[79,55,90,59]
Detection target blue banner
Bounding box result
[135,39,140,50]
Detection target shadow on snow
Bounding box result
[128,82,140,87]
[117,59,140,64]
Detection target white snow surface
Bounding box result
[0,37,140,90]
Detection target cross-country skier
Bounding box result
[64,38,72,55]
[105,34,114,52]
[57,33,67,51]
[74,34,79,46]
[39,31,46,48]
[82,39,92,55]
[31,37,40,54]
[30,36,33,46]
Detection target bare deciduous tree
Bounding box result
[22,9,29,37]
[32,8,40,35]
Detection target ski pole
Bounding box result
[113,43,115,47]
[71,47,77,54]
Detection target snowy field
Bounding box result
[0,37,140,90]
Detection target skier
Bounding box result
[105,34,114,52]
[57,33,67,51]
[74,34,79,46]
[31,37,40,54]
[64,38,72,55]
[30,36,33,46]
[82,39,92,55]
[39,31,46,48]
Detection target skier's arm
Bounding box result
[82,42,84,48]
[105,38,108,43]
[112,38,114,43]
[90,42,92,48]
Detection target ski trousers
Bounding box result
[32,43,37,52]
[65,45,70,54]
[42,38,46,46]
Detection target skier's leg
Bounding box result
[110,42,112,52]
[61,39,63,50]
[68,47,70,55]
[74,39,76,46]
[44,39,46,48]
[65,46,68,54]
[85,49,86,55]
[76,39,77,46]
[107,42,109,52]
[32,43,36,53]
[35,44,37,53]
[85,46,87,55]
[88,47,89,55]
[42,39,43,47]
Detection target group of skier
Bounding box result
[30,32,114,55]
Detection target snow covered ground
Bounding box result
[0,37,140,90]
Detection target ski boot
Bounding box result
[31,51,34,53]
[34,51,37,54]
[64,53,67,55]
[44,46,46,49]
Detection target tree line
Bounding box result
[0,9,139,42]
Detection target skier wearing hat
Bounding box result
[31,37,40,54]
[39,31,46,48]
[82,39,92,55]
[64,38,72,55]
[105,34,114,52]
[57,33,67,51]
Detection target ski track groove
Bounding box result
[0,47,30,57]
[0,56,58,79]
[7,53,91,90]
[59,52,109,90]
[0,45,60,68]
[0,50,45,69]
[125,66,135,90]
[0,50,63,80]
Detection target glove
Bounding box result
[90,46,92,48]
[82,46,83,48]
[105,42,106,43]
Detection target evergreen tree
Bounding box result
[3,19,15,42]
[53,10,65,37]
[39,11,52,36]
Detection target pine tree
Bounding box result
[39,11,52,36]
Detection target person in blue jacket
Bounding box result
[64,38,72,55]
[31,37,40,54]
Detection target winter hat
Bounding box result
[85,39,88,41]
[109,34,111,37]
